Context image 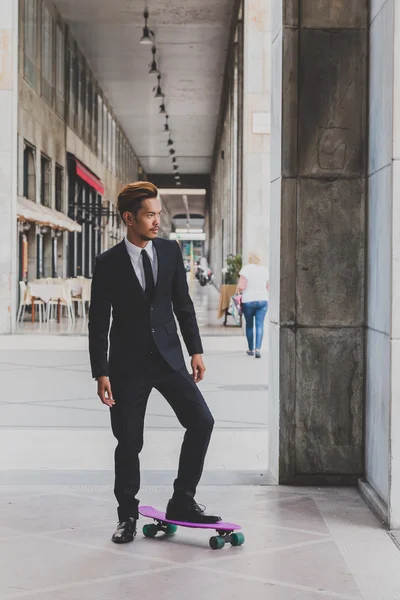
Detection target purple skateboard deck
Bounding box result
[139,505,241,531]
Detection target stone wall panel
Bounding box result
[297,177,365,326]
[295,327,364,474]
[283,0,299,27]
[298,29,367,178]
[300,0,368,29]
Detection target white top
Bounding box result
[239,264,269,303]
[124,237,158,290]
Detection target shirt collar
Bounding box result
[124,237,153,264]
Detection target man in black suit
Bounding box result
[89,181,221,544]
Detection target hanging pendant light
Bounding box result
[169,148,176,155]
[163,115,170,134]
[176,181,181,186]
[172,156,177,163]
[174,173,180,180]
[159,102,166,114]
[140,9,153,45]
[167,136,174,146]
[149,45,160,75]
[173,164,178,170]
[154,74,164,98]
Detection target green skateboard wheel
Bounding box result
[230,532,245,546]
[163,523,177,535]
[209,535,225,550]
[143,523,158,538]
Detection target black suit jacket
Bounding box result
[88,238,203,380]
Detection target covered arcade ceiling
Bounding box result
[54,0,235,178]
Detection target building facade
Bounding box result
[210,0,271,284]
[16,0,145,285]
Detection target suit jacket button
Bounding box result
[152,329,155,333]
[150,307,154,311]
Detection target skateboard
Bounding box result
[139,505,245,550]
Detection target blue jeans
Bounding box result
[242,301,268,351]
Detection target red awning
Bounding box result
[76,160,105,195]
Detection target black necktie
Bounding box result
[141,249,155,302]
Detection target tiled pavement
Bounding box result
[0,484,399,599]
[2,283,400,598]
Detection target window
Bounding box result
[120,138,124,181]
[120,132,124,180]
[128,153,132,180]
[123,137,127,180]
[77,60,85,137]
[67,42,75,127]
[23,144,36,201]
[120,132,124,179]
[102,104,108,165]
[131,154,136,180]
[133,155,138,180]
[41,1,54,105]
[55,164,63,212]
[85,77,93,146]
[116,128,120,179]
[40,155,51,207]
[24,0,39,88]
[123,138,127,181]
[131,153,135,180]
[97,95,103,159]
[107,111,112,171]
[119,134,123,180]
[111,118,116,175]
[55,23,65,117]
[92,87,98,153]
[73,55,79,128]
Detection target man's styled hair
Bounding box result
[117,181,158,223]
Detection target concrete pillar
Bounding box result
[242,0,271,267]
[390,0,400,530]
[269,0,367,483]
[361,0,400,529]
[0,0,18,333]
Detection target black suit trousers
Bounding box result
[110,351,214,521]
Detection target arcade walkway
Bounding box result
[1,303,400,598]
[0,330,268,477]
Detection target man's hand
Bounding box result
[97,376,115,407]
[191,354,206,384]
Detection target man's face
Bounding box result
[126,197,162,241]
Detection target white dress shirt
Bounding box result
[124,237,158,290]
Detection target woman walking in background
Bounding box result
[238,252,269,359]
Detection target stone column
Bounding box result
[361,0,400,529]
[0,0,18,333]
[242,0,271,267]
[269,0,367,483]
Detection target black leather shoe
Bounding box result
[166,498,222,524]
[111,517,137,544]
